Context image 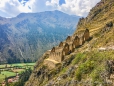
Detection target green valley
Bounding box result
[0,63,35,84]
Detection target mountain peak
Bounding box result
[17,10,75,18]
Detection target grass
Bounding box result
[1,71,16,77]
[10,63,35,67]
[0,64,11,68]
[60,67,67,74]
[0,63,35,69]
[0,63,35,83]
[72,53,86,65]
[73,50,114,83]
[0,71,16,83]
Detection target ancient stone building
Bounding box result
[84,29,90,41]
[44,29,90,68]
[65,36,74,52]
[48,43,69,63]
[73,36,80,48]
[44,43,69,68]
[74,29,90,45]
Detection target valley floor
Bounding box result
[0,63,35,85]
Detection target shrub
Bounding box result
[75,69,82,81]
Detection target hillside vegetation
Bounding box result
[25,0,114,86]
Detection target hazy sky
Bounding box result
[0,0,100,18]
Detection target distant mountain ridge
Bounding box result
[0,10,80,63]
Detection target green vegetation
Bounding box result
[11,63,35,67]
[0,63,35,83]
[1,71,16,77]
[72,53,86,65]
[61,67,67,74]
[0,71,16,83]
[73,50,114,85]
[10,68,32,86]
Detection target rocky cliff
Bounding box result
[25,0,114,86]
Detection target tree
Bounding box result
[13,68,32,86]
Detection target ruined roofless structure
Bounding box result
[44,29,90,68]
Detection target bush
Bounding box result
[75,69,82,81]
[72,53,84,65]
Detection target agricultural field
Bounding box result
[0,63,35,83]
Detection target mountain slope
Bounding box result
[0,10,80,63]
[25,0,114,86]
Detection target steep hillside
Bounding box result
[25,0,114,86]
[0,10,80,63]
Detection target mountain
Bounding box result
[25,0,114,86]
[0,10,80,63]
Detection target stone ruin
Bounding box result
[44,29,90,68]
